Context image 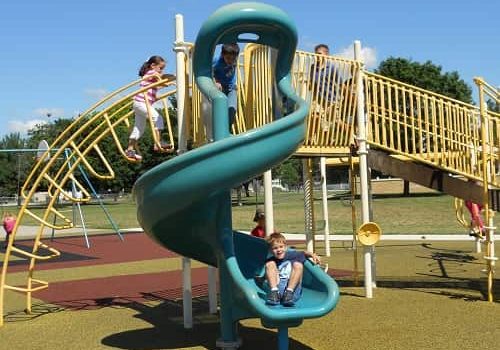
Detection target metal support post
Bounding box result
[354,40,373,298]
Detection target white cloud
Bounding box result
[7,119,47,134]
[5,107,65,134]
[337,44,378,69]
[33,107,65,118]
[84,88,108,101]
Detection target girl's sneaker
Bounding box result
[126,149,142,161]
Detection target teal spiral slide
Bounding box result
[133,2,339,346]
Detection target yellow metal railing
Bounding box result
[474,77,499,302]
[0,76,176,326]
[188,45,361,154]
[243,44,274,129]
[364,72,500,186]
[236,46,361,151]
[186,44,498,184]
[190,45,249,146]
[293,50,360,151]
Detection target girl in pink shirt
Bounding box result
[126,56,173,161]
[3,212,16,248]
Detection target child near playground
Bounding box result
[212,43,240,131]
[2,212,16,248]
[126,55,174,161]
[310,43,358,149]
[465,200,485,237]
[251,208,266,238]
[265,232,320,306]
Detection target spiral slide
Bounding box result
[133,2,339,347]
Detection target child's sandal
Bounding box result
[126,149,142,161]
[154,142,175,153]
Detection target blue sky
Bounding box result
[0,0,498,137]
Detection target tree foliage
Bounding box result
[372,58,475,191]
[0,100,177,198]
[375,57,473,104]
[0,133,29,197]
[274,157,302,190]
[487,98,499,113]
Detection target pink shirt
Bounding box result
[134,69,159,104]
[3,217,16,233]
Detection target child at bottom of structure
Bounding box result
[2,212,16,249]
[251,208,266,238]
[265,232,320,306]
[465,199,485,237]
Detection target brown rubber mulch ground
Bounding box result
[4,232,175,272]
[33,268,211,310]
[5,232,353,311]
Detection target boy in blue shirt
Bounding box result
[265,232,321,306]
[212,43,240,130]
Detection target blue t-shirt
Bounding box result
[212,54,237,93]
[266,250,306,280]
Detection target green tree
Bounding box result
[24,102,178,194]
[375,57,473,103]
[374,58,474,195]
[274,157,302,190]
[0,133,30,200]
[487,98,499,113]
[27,118,74,148]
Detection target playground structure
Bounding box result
[134,5,340,349]
[0,144,123,248]
[0,63,177,325]
[0,1,499,349]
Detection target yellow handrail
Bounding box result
[10,242,61,261]
[1,74,179,326]
[364,71,499,186]
[24,207,73,230]
[475,77,498,303]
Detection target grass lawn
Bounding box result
[232,191,470,235]
[2,190,483,236]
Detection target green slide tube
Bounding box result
[134,2,340,345]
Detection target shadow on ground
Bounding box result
[5,295,314,349]
[101,296,314,350]
[334,243,500,303]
